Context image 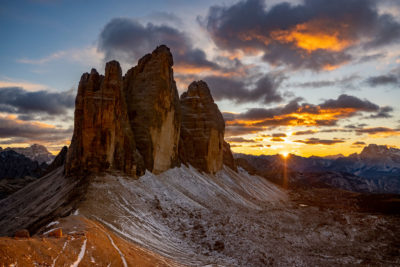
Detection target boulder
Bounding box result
[48,228,62,238]
[124,45,181,174]
[179,81,225,173]
[14,229,30,238]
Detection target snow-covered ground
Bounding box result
[78,165,400,266]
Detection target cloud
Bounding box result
[226,137,255,143]
[294,138,345,145]
[0,79,50,92]
[98,18,218,73]
[223,94,389,136]
[369,106,393,118]
[272,133,286,137]
[355,127,400,135]
[225,124,264,137]
[203,0,400,70]
[271,137,285,142]
[290,74,359,89]
[17,46,103,68]
[366,74,399,87]
[203,72,284,104]
[357,53,386,64]
[228,94,386,124]
[292,130,318,135]
[0,87,75,116]
[0,115,72,144]
[352,141,366,146]
[319,94,379,112]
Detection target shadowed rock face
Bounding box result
[66,61,143,177]
[223,141,237,171]
[179,81,225,173]
[124,45,181,174]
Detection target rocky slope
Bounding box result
[5,166,398,266]
[179,81,225,173]
[0,215,178,266]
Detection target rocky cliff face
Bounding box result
[65,61,143,177]
[179,81,225,173]
[124,45,181,174]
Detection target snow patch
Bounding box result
[70,238,87,267]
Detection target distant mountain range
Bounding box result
[0,145,65,200]
[0,144,55,164]
[235,144,400,194]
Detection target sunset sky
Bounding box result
[1,0,399,156]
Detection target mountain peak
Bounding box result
[361,144,390,156]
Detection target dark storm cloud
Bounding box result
[203,72,284,104]
[0,87,75,116]
[98,18,217,70]
[366,74,399,87]
[202,0,400,70]
[294,138,345,145]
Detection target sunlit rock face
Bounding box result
[65,61,143,177]
[179,81,225,173]
[124,45,181,174]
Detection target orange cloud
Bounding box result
[271,19,353,53]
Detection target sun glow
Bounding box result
[281,152,289,158]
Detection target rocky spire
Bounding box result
[179,81,225,173]
[123,45,181,174]
[65,61,143,177]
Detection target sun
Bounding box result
[281,152,289,158]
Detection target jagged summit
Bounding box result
[360,144,400,158]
